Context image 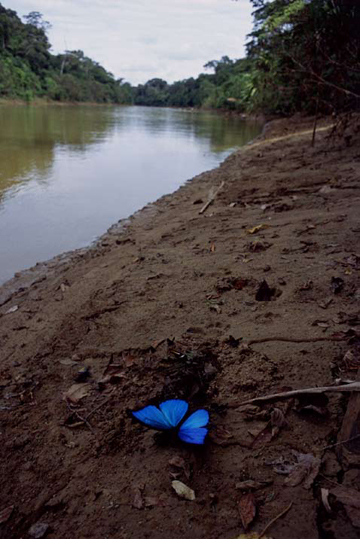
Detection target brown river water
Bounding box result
[0,104,261,284]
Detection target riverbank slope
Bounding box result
[0,115,359,539]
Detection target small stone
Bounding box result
[171,480,195,501]
[29,522,49,538]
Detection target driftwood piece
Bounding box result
[230,382,360,408]
[199,181,225,215]
[336,369,360,468]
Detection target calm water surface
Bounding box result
[0,105,261,284]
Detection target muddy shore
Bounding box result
[0,115,359,539]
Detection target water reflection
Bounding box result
[0,105,261,284]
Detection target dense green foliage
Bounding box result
[133,0,360,115]
[246,0,360,114]
[1,1,359,114]
[0,3,132,103]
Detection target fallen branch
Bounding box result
[259,502,293,538]
[231,382,360,408]
[247,335,349,346]
[322,434,360,451]
[199,181,225,215]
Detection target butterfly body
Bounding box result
[132,399,209,445]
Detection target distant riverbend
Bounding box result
[0,104,262,284]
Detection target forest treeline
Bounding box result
[0,1,359,115]
[0,4,133,104]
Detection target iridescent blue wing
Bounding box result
[178,409,209,444]
[178,427,208,445]
[159,400,188,427]
[132,405,173,430]
[180,409,209,429]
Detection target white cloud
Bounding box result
[9,0,254,84]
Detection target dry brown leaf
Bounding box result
[332,485,360,527]
[271,408,287,428]
[284,452,321,489]
[209,425,234,445]
[59,358,79,366]
[236,480,273,492]
[239,492,257,530]
[0,505,13,524]
[171,480,195,501]
[132,483,145,509]
[168,456,190,479]
[247,224,268,234]
[63,383,91,404]
[144,496,166,507]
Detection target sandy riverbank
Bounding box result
[0,115,359,539]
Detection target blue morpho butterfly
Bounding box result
[132,399,209,445]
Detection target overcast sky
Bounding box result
[9,0,254,85]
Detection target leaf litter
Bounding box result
[239,492,257,530]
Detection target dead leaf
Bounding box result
[332,485,360,527]
[270,407,287,439]
[168,456,190,479]
[321,488,332,513]
[236,480,273,491]
[248,241,272,252]
[312,319,330,328]
[144,496,166,508]
[209,425,234,445]
[299,280,313,291]
[331,276,344,294]
[233,535,272,539]
[318,298,333,309]
[210,243,216,253]
[169,456,185,468]
[122,354,136,367]
[5,305,18,314]
[132,484,145,509]
[343,346,360,371]
[98,363,126,385]
[171,480,195,501]
[63,383,92,404]
[284,452,321,489]
[0,505,14,524]
[239,492,257,530]
[271,408,287,428]
[59,358,79,366]
[247,224,268,234]
[255,280,276,302]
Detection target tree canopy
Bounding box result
[0,3,132,103]
[0,1,359,114]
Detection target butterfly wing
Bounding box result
[159,400,188,427]
[178,409,209,445]
[178,427,208,444]
[132,405,173,430]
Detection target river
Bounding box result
[0,104,261,284]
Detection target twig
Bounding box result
[259,502,293,538]
[66,401,96,434]
[247,335,348,346]
[199,181,225,215]
[322,434,360,451]
[230,382,360,408]
[85,398,110,421]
